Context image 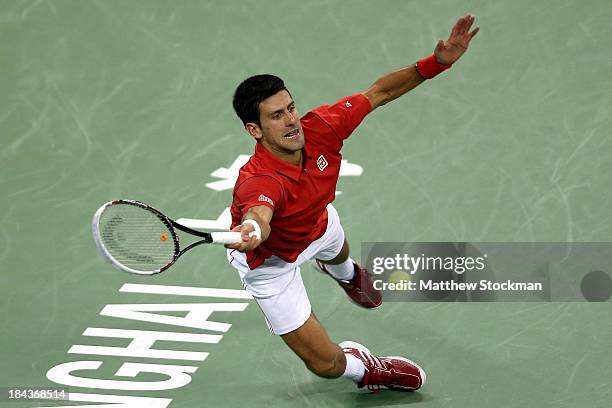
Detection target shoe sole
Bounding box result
[343,289,382,310]
[339,341,426,391]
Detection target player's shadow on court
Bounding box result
[294,379,429,406]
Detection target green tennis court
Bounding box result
[2,1,611,407]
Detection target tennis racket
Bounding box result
[92,199,244,275]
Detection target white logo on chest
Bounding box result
[316,155,328,171]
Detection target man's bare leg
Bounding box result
[281,313,347,378]
[280,311,425,391]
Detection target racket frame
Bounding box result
[92,199,217,275]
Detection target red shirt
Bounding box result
[231,93,372,269]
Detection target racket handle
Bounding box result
[210,231,243,245]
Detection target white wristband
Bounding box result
[242,219,261,240]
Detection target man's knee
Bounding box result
[281,313,346,378]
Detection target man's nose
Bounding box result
[285,110,297,126]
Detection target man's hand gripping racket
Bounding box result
[91,199,259,275]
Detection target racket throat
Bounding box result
[179,239,212,257]
[172,221,214,241]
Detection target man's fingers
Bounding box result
[466,15,476,34]
[451,15,471,39]
[250,236,260,248]
[458,14,475,35]
[223,222,262,252]
[469,26,480,39]
[460,15,470,34]
[460,15,468,30]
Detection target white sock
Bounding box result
[342,352,365,382]
[324,257,355,281]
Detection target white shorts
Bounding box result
[227,204,345,335]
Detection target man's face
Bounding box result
[247,90,304,159]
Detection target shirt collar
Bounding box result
[254,142,308,182]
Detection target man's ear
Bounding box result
[245,122,263,141]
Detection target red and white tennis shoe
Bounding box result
[313,260,382,309]
[340,341,426,392]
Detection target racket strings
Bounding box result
[98,203,177,271]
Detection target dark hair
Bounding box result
[232,74,289,125]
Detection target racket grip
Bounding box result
[210,231,243,245]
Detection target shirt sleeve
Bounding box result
[310,93,372,141]
[233,175,284,216]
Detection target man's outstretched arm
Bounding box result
[363,14,480,110]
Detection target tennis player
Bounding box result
[226,15,479,391]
